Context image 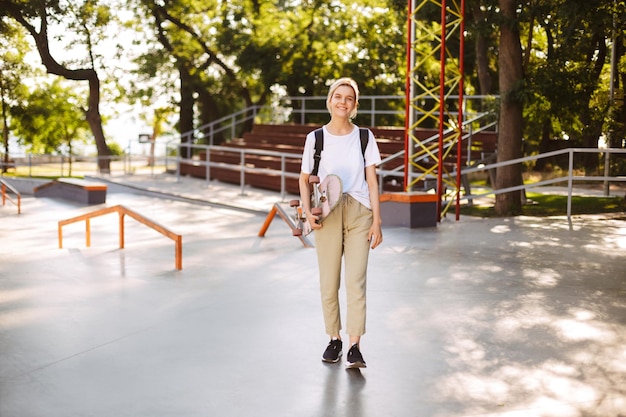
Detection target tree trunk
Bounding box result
[1,78,9,173]
[620,68,626,147]
[534,118,551,171]
[470,4,492,96]
[83,74,111,172]
[178,65,194,159]
[580,30,608,173]
[495,0,524,216]
[580,106,603,173]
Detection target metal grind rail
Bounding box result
[1,178,21,214]
[58,204,183,270]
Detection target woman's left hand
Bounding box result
[368,224,383,249]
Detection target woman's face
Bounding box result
[329,85,357,119]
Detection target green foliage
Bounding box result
[107,141,124,155]
[3,0,626,168]
[10,79,90,154]
[0,19,34,160]
[520,0,624,160]
[126,0,407,133]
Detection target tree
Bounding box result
[11,79,90,176]
[0,0,113,172]
[523,0,613,172]
[126,0,406,149]
[0,19,31,173]
[495,0,524,215]
[466,1,499,96]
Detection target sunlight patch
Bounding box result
[608,227,626,249]
[444,338,487,362]
[569,309,596,321]
[523,268,560,287]
[491,225,511,234]
[553,319,616,343]
[0,306,57,330]
[435,372,510,402]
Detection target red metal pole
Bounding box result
[456,0,466,220]
[404,0,414,191]
[436,0,447,221]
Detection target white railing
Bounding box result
[284,95,405,126]
[375,113,498,192]
[455,147,626,223]
[180,106,264,147]
[1,153,174,178]
[174,143,302,201]
[5,145,623,223]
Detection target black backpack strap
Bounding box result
[359,128,369,157]
[312,128,324,176]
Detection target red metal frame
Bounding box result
[405,0,466,221]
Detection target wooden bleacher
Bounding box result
[178,124,497,194]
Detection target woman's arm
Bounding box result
[365,164,383,249]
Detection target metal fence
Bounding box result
[3,146,625,224]
[456,147,626,223]
[0,154,170,178]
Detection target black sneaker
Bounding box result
[322,339,343,363]
[346,344,366,369]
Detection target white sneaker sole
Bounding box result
[345,360,366,369]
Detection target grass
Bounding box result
[459,192,626,217]
[1,172,83,180]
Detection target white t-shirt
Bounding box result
[301,125,381,209]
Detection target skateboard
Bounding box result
[291,174,342,236]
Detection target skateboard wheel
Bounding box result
[292,228,303,236]
[309,175,320,184]
[289,199,300,207]
[311,207,322,216]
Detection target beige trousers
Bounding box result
[314,194,372,337]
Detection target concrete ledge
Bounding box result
[57,178,108,192]
[34,178,107,204]
[380,192,438,228]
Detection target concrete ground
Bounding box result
[1,173,626,417]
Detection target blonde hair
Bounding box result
[326,77,360,119]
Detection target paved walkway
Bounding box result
[1,174,626,417]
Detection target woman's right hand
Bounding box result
[306,212,323,230]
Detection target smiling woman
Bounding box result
[298,77,383,369]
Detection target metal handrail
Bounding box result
[176,143,302,200]
[58,204,183,270]
[453,147,626,223]
[0,178,21,214]
[171,111,499,199]
[283,94,498,125]
[375,114,498,193]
